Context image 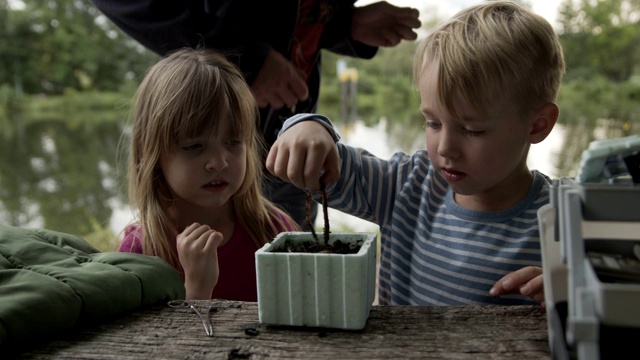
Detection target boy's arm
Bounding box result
[266,114,341,191]
[277,113,341,142]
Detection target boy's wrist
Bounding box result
[279,113,341,143]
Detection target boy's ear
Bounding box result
[529,102,559,144]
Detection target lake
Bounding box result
[0,116,566,250]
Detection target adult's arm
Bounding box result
[92,0,218,55]
[90,0,275,83]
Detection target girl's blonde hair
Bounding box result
[414,1,566,118]
[127,47,297,270]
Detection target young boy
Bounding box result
[266,1,565,306]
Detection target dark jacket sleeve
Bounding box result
[91,0,213,55]
[320,2,378,60]
[90,0,377,84]
[90,0,276,84]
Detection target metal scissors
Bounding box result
[167,300,214,337]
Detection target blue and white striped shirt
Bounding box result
[282,114,550,306]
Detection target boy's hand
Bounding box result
[177,223,224,300]
[266,121,340,191]
[489,266,545,307]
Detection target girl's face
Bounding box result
[160,119,247,213]
[419,62,535,210]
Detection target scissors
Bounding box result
[168,300,214,337]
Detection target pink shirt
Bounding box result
[119,214,294,302]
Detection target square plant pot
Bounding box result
[255,231,377,330]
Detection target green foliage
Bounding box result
[556,0,640,175]
[557,74,640,175]
[559,0,640,82]
[0,0,158,95]
[83,217,119,252]
[319,41,421,129]
[25,90,134,126]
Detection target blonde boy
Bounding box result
[267,1,565,305]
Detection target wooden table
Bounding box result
[10,302,550,359]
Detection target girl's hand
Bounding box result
[489,266,545,307]
[266,120,340,191]
[177,222,224,299]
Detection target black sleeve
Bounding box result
[90,0,272,83]
[91,0,212,55]
[319,2,378,60]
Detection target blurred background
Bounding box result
[1,0,638,251]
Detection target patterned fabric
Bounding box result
[281,114,549,306]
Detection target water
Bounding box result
[0,116,566,248]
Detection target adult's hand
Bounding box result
[251,49,309,109]
[352,1,421,47]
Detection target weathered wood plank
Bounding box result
[9,303,549,359]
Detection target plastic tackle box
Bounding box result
[539,136,640,360]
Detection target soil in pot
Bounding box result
[272,238,362,254]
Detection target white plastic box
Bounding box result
[540,135,640,359]
[540,178,640,360]
[255,232,377,330]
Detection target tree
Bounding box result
[559,0,640,82]
[0,0,158,96]
[555,0,640,176]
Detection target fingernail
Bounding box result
[502,279,513,291]
[520,284,530,295]
[489,287,498,297]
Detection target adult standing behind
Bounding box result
[91,0,421,229]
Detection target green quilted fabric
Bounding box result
[0,225,185,345]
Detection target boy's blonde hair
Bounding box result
[127,48,297,270]
[414,1,565,118]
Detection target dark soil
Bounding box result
[272,239,362,254]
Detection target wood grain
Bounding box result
[10,302,550,359]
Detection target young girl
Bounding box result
[120,48,299,301]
